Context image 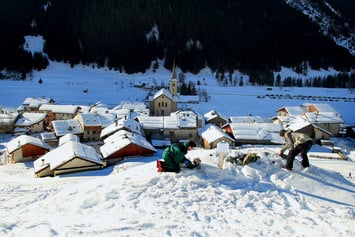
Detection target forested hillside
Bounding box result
[0,0,354,78]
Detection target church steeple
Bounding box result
[169,61,178,97]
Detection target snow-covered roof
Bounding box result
[112,101,147,110]
[79,112,116,128]
[100,118,142,138]
[58,133,80,146]
[100,130,156,158]
[39,104,79,114]
[34,141,102,172]
[0,108,18,124]
[51,119,83,137]
[39,132,57,141]
[229,122,283,144]
[204,110,227,122]
[137,113,197,130]
[15,112,46,126]
[277,106,305,115]
[200,124,235,143]
[303,112,343,124]
[302,103,339,114]
[287,116,312,131]
[7,135,49,153]
[153,88,173,100]
[229,115,267,123]
[23,97,51,108]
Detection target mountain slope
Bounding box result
[0,0,354,75]
[285,0,355,55]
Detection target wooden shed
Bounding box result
[100,130,156,165]
[6,135,50,163]
[200,124,235,149]
[34,141,103,178]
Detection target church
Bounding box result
[148,64,199,116]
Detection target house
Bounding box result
[5,135,50,163]
[135,109,202,143]
[18,96,54,112]
[275,103,344,137]
[222,120,283,145]
[100,130,156,165]
[15,112,47,134]
[301,103,343,136]
[50,119,83,138]
[34,141,103,178]
[286,116,332,140]
[200,124,235,149]
[100,117,143,140]
[204,110,227,127]
[39,104,80,126]
[75,112,116,142]
[0,106,19,133]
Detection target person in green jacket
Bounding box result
[279,129,313,171]
[161,141,197,173]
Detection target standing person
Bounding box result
[279,129,313,171]
[159,141,197,173]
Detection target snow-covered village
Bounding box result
[1,55,355,236]
[1,1,355,236]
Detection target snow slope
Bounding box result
[0,147,354,237]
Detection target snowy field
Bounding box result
[0,37,354,237]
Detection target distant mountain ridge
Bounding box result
[0,0,354,77]
[285,0,355,55]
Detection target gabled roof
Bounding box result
[276,106,305,115]
[34,141,102,173]
[51,119,83,137]
[287,116,312,131]
[23,97,51,108]
[100,130,156,158]
[303,112,343,124]
[39,104,79,114]
[200,124,235,143]
[225,122,283,144]
[59,133,80,146]
[136,113,197,130]
[153,88,173,100]
[0,108,19,125]
[204,110,227,123]
[302,103,339,113]
[100,118,142,138]
[15,112,46,126]
[229,115,267,123]
[7,135,50,153]
[78,112,116,127]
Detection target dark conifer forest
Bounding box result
[0,0,354,81]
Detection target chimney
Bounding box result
[41,159,45,166]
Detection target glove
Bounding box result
[182,158,196,169]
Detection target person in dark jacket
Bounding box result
[279,129,313,171]
[161,141,197,173]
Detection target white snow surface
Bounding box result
[0,36,355,236]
